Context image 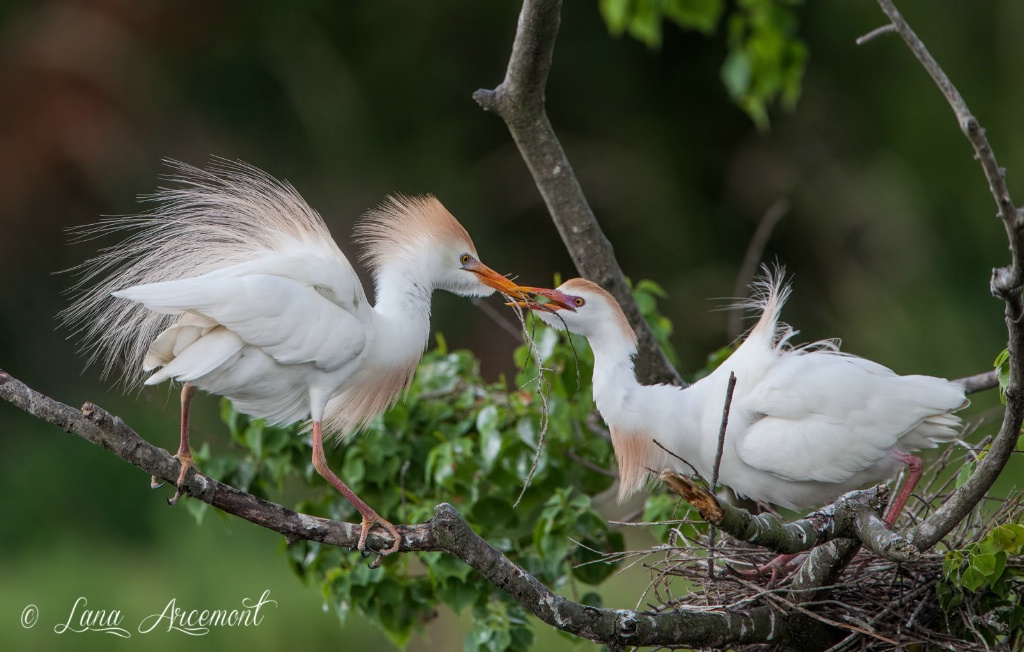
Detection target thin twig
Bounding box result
[505,299,551,508]
[855,23,896,46]
[652,439,701,477]
[711,372,737,492]
[707,372,738,576]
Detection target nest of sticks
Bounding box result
[601,441,1023,651]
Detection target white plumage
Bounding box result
[524,272,967,521]
[62,159,533,556]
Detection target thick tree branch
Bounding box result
[661,472,919,563]
[2,369,801,648]
[474,0,682,387]
[865,0,1024,551]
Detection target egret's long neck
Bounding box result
[586,329,671,499]
[369,264,434,360]
[586,326,710,499]
[588,331,642,416]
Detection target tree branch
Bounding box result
[474,0,682,387]
[954,369,998,394]
[2,369,801,648]
[661,472,919,563]
[865,0,1024,551]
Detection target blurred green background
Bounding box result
[0,1,1019,649]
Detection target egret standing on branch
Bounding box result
[519,271,967,522]
[61,159,548,557]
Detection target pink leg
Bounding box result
[155,384,199,505]
[310,421,400,557]
[886,451,923,525]
[733,552,807,585]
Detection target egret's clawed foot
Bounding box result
[729,552,805,586]
[164,451,197,506]
[357,513,401,564]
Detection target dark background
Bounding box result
[1,2,1018,648]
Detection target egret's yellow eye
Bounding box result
[460,254,472,265]
[573,297,585,308]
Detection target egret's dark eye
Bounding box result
[460,254,472,265]
[573,297,585,308]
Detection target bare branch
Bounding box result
[854,23,895,46]
[954,369,998,394]
[473,0,682,387]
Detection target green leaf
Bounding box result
[995,347,1011,404]
[477,405,502,471]
[627,0,664,48]
[942,550,964,580]
[341,450,365,486]
[599,0,631,36]
[961,566,988,592]
[244,419,265,459]
[991,523,1024,553]
[664,0,724,34]
[971,552,998,578]
[954,460,975,489]
[935,581,956,610]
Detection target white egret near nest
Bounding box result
[518,272,967,523]
[61,159,560,557]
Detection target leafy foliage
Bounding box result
[939,523,1024,648]
[196,330,621,649]
[598,0,807,129]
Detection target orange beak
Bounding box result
[505,287,577,313]
[462,258,576,311]
[463,258,535,298]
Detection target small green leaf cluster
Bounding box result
[205,331,622,650]
[994,347,1010,404]
[598,0,807,129]
[599,0,724,46]
[721,0,806,130]
[939,523,1024,647]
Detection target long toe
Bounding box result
[150,474,164,489]
[357,515,401,558]
[165,454,198,506]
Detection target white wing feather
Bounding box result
[733,328,965,484]
[114,268,366,374]
[60,158,365,387]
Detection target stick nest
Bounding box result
[602,442,1024,651]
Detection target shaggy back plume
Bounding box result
[732,264,840,354]
[59,158,348,387]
